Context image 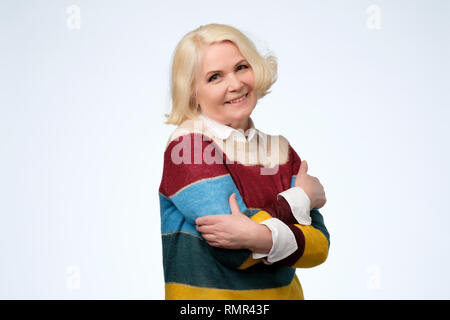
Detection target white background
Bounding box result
[1,0,449,299]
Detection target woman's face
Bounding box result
[195,41,257,130]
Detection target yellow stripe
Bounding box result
[165,275,303,300]
[293,224,329,268]
[250,210,272,223]
[237,211,329,270]
[237,210,273,269]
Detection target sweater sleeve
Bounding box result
[280,144,330,268]
[159,133,268,269]
[160,133,329,269]
[237,142,330,269]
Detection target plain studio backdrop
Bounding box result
[1,0,449,299]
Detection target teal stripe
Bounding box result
[243,208,260,218]
[162,232,295,290]
[160,192,263,268]
[289,176,330,246]
[310,209,330,247]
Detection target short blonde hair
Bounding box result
[164,23,278,126]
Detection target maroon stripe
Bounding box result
[262,196,298,225]
[274,225,305,267]
[224,159,292,209]
[159,133,229,196]
[159,132,303,237]
[289,144,302,176]
[160,132,296,206]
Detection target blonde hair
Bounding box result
[164,23,278,126]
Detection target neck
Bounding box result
[200,111,250,132]
[225,117,250,132]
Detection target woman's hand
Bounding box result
[295,160,327,210]
[195,194,272,253]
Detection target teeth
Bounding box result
[227,94,246,104]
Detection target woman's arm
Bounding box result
[275,143,330,268]
[196,193,330,269]
[195,141,330,269]
[161,132,329,269]
[253,208,330,268]
[195,193,273,253]
[160,132,280,269]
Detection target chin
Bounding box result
[228,105,253,119]
[222,94,257,123]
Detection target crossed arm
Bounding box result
[160,134,330,270]
[195,190,330,269]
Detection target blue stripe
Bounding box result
[160,193,263,236]
[290,176,296,188]
[160,193,199,235]
[169,175,248,224]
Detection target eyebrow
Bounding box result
[205,59,247,77]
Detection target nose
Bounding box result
[226,73,244,92]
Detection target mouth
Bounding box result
[225,93,249,106]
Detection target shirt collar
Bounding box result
[198,112,258,143]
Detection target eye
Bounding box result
[207,65,249,83]
[237,64,249,71]
[208,74,219,82]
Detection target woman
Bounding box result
[159,23,330,299]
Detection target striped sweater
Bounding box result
[158,115,330,300]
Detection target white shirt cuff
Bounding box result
[277,187,312,225]
[252,218,298,263]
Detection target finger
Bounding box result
[207,241,222,248]
[298,160,308,176]
[228,193,241,215]
[202,233,217,242]
[196,215,223,226]
[196,224,215,234]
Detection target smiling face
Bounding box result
[194,41,257,130]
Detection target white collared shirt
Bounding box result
[198,112,312,263]
[198,112,258,143]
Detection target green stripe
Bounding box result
[162,232,295,290]
[203,207,263,269]
[310,209,330,247]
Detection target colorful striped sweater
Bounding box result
[158,115,330,300]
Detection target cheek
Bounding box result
[199,86,223,106]
[246,70,255,89]
[214,86,230,105]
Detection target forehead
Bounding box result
[199,41,245,73]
